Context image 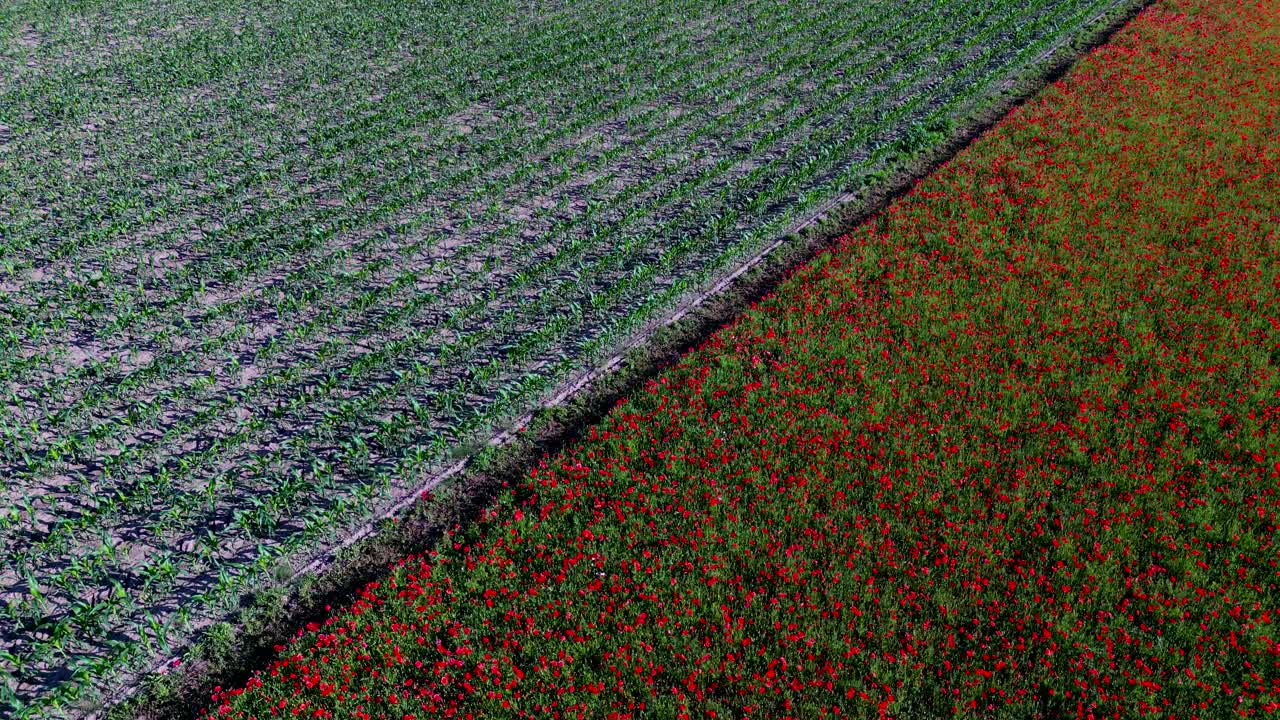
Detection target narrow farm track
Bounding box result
[205,0,1279,716]
[2,0,1143,714]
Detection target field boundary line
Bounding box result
[278,0,1150,598]
[85,0,1148,716]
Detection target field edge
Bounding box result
[95,2,1152,718]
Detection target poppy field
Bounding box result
[0,0,1146,714]
[201,0,1279,717]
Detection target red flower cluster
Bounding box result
[207,0,1280,717]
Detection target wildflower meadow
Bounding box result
[204,0,1280,717]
